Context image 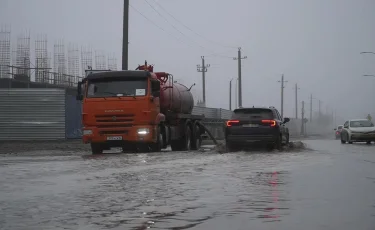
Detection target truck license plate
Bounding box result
[243,124,258,128]
[106,136,122,140]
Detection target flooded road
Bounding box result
[0,139,374,230]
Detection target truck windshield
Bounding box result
[86,79,148,98]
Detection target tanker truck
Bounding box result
[76,61,205,154]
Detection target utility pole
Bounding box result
[301,101,305,136]
[235,78,238,109]
[122,0,129,70]
[196,56,210,105]
[229,78,233,110]
[318,100,322,117]
[310,94,313,123]
[278,74,288,118]
[233,47,247,108]
[294,83,300,119]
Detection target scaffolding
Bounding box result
[53,40,67,85]
[15,30,30,78]
[11,45,16,67]
[35,34,49,83]
[68,43,80,85]
[81,45,92,76]
[95,50,107,70]
[107,53,118,71]
[0,25,11,78]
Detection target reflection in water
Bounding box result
[258,171,281,221]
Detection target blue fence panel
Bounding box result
[65,94,82,139]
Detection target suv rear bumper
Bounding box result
[226,134,278,144]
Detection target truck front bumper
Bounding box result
[82,125,157,145]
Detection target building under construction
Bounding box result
[95,50,107,70]
[35,34,49,84]
[0,28,118,90]
[0,25,11,79]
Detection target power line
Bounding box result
[129,4,194,49]
[149,0,237,49]
[140,0,233,58]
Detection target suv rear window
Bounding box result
[232,108,274,119]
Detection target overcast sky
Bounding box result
[1,0,375,121]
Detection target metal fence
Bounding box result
[192,106,233,120]
[65,94,82,139]
[0,88,66,140]
[0,88,233,140]
[0,65,82,88]
[285,118,302,137]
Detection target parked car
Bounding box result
[334,125,343,139]
[340,119,375,144]
[225,106,290,151]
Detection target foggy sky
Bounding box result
[1,0,375,123]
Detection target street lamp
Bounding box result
[361,52,375,55]
[363,75,375,77]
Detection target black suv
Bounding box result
[225,107,290,151]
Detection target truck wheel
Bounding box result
[90,143,103,154]
[150,126,162,152]
[191,124,202,150]
[161,125,168,149]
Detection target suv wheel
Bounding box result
[226,141,238,152]
[275,135,282,150]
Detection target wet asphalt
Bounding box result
[0,138,374,230]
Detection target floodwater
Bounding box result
[0,139,374,230]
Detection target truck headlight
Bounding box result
[83,129,93,135]
[137,128,149,135]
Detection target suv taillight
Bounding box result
[226,120,240,127]
[261,119,276,127]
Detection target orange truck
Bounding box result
[76,62,205,154]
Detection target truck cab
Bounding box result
[76,70,163,154]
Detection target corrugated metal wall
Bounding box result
[65,94,82,139]
[0,89,66,140]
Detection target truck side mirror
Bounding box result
[151,79,160,97]
[76,81,83,101]
[151,79,160,91]
[152,91,160,97]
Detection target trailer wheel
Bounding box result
[184,125,192,151]
[191,124,202,150]
[171,124,192,151]
[90,143,104,154]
